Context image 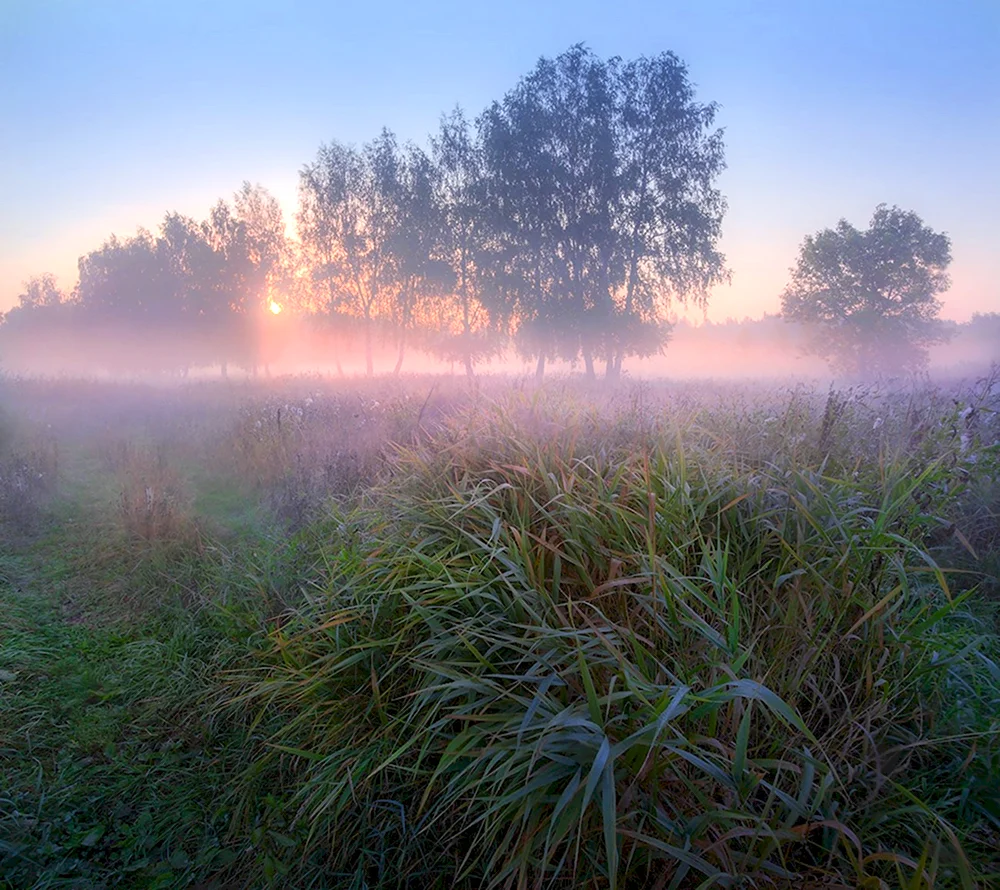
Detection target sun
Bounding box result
[268,300,282,315]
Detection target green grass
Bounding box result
[1,376,998,889]
[0,523,251,888]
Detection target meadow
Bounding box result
[1,370,998,890]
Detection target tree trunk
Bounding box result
[327,280,345,377]
[221,360,228,380]
[535,353,546,381]
[364,318,374,377]
[582,348,596,380]
[393,332,406,377]
[461,277,475,380]
[332,336,345,377]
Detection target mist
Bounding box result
[3,311,998,382]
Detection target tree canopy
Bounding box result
[781,205,953,375]
[477,45,728,379]
[0,44,754,378]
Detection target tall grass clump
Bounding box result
[219,392,1000,889]
[109,439,197,544]
[0,407,58,531]
[217,385,451,526]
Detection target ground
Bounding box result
[1,372,999,889]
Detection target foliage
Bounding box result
[781,205,953,376]
[477,45,728,379]
[3,44,731,381]
[0,184,288,376]
[3,375,998,889]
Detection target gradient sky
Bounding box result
[2,0,998,321]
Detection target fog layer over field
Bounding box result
[4,314,998,381]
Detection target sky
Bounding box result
[1,0,998,322]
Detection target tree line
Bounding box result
[2,45,728,379]
[3,43,987,378]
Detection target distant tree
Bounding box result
[781,205,953,375]
[384,141,454,376]
[297,141,359,375]
[605,51,727,378]
[477,45,608,379]
[478,45,727,379]
[157,211,235,371]
[232,182,291,311]
[15,273,66,309]
[969,312,1000,361]
[0,274,74,373]
[200,192,282,374]
[299,130,436,376]
[76,230,177,323]
[428,108,499,377]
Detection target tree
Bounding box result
[477,45,727,379]
[15,273,66,309]
[298,130,445,376]
[232,181,291,311]
[298,134,397,376]
[384,141,453,376]
[605,51,728,378]
[781,205,953,375]
[297,140,361,375]
[428,108,499,377]
[77,230,172,322]
[0,274,75,373]
[478,45,608,379]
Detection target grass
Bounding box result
[1,372,998,888]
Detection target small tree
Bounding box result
[298,131,406,377]
[781,205,952,375]
[15,273,65,309]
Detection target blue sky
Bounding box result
[2,0,998,320]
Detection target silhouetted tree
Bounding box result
[385,142,454,375]
[299,130,445,376]
[0,275,76,372]
[232,182,290,308]
[15,274,66,309]
[299,136,391,376]
[428,109,499,377]
[781,205,952,375]
[478,45,727,379]
[297,142,358,375]
[76,230,172,322]
[477,49,589,379]
[604,51,727,378]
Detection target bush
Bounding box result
[219,396,1000,888]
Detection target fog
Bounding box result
[2,312,997,384]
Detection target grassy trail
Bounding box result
[0,448,244,890]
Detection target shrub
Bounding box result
[219,396,1000,888]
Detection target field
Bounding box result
[1,371,999,890]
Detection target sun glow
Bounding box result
[269,300,282,315]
